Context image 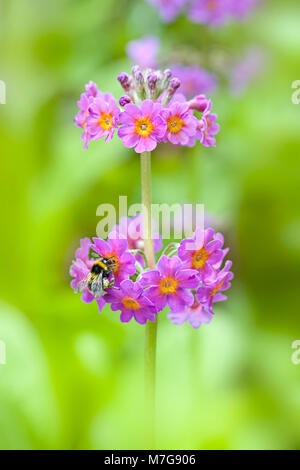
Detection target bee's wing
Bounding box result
[74,276,89,294]
[89,271,104,299]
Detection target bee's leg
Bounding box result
[105,272,115,288]
[107,257,118,270]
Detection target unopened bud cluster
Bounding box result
[118,66,180,106]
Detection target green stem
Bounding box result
[188,146,201,399]
[189,145,200,202]
[141,151,157,448]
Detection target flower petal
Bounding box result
[167,310,188,325]
[108,232,128,256]
[145,286,167,312]
[92,238,111,256]
[168,289,193,312]
[120,310,133,323]
[176,269,200,289]
[81,289,94,303]
[140,270,161,287]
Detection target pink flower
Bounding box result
[161,101,198,146]
[74,237,94,269]
[86,93,120,143]
[91,232,136,286]
[199,100,220,147]
[85,80,100,98]
[74,92,94,150]
[178,227,227,281]
[167,299,213,328]
[188,94,209,112]
[70,238,106,312]
[118,100,167,153]
[126,36,160,70]
[140,255,199,313]
[181,98,220,148]
[197,260,234,313]
[115,214,162,266]
[105,279,157,324]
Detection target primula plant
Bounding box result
[71,65,232,442]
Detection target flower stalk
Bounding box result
[141,151,157,447]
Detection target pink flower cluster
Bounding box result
[74,82,120,150]
[145,0,261,25]
[70,217,233,328]
[74,67,220,153]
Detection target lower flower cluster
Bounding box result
[70,215,233,328]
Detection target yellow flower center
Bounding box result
[122,297,140,310]
[207,0,216,10]
[211,281,224,297]
[192,248,209,269]
[98,113,113,130]
[135,117,153,137]
[167,116,184,133]
[159,276,178,294]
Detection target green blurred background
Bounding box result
[0,0,299,450]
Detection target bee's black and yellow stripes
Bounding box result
[91,260,108,273]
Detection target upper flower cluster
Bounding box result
[146,0,261,25]
[70,216,233,328]
[74,66,220,153]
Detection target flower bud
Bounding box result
[161,77,181,106]
[147,73,158,90]
[164,69,172,81]
[188,94,208,112]
[168,77,181,93]
[117,72,132,92]
[85,80,99,98]
[119,95,131,107]
[131,65,140,76]
[135,71,145,92]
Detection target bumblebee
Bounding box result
[77,256,118,299]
